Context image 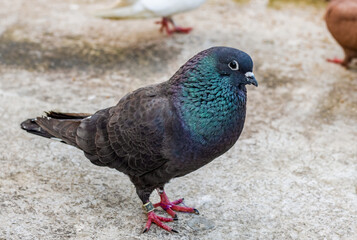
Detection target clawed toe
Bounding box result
[154,190,199,217]
[173,27,192,34]
[144,211,175,233]
[193,208,200,215]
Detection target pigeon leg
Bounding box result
[142,201,178,233]
[155,17,173,35]
[153,188,199,219]
[167,17,193,34]
[327,57,351,68]
[327,57,344,64]
[155,17,192,35]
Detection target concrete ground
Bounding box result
[0,0,356,239]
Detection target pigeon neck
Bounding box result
[175,75,247,145]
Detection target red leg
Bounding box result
[155,17,173,35]
[155,17,193,35]
[142,202,178,233]
[327,57,344,64]
[167,17,192,34]
[153,189,199,219]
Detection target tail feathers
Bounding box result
[36,117,81,146]
[20,111,91,146]
[45,111,91,119]
[94,7,137,19]
[113,0,138,8]
[21,118,55,139]
[94,2,150,19]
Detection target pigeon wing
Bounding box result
[76,83,172,176]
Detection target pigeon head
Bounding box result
[170,46,257,90]
[212,47,258,87]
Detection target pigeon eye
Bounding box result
[228,60,239,71]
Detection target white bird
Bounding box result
[94,0,206,35]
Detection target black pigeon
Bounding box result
[21,46,258,233]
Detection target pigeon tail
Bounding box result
[21,118,55,139]
[20,111,91,146]
[94,4,150,20]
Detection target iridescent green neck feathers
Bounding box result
[176,55,247,144]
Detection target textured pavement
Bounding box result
[0,0,356,239]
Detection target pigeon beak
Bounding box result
[245,72,258,87]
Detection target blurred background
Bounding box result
[0,0,356,239]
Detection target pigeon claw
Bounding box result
[143,211,175,233]
[193,208,200,215]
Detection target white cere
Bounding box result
[245,72,255,78]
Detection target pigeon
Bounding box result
[94,0,206,35]
[20,46,258,233]
[325,0,357,68]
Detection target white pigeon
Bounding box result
[95,0,206,35]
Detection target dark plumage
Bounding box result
[20,46,258,233]
[325,0,357,67]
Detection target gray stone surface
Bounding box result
[0,0,356,239]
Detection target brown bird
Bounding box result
[325,0,357,68]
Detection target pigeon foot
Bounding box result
[143,211,177,233]
[327,58,350,68]
[155,17,193,35]
[172,26,193,34]
[154,189,199,219]
[327,58,344,64]
[142,202,177,233]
